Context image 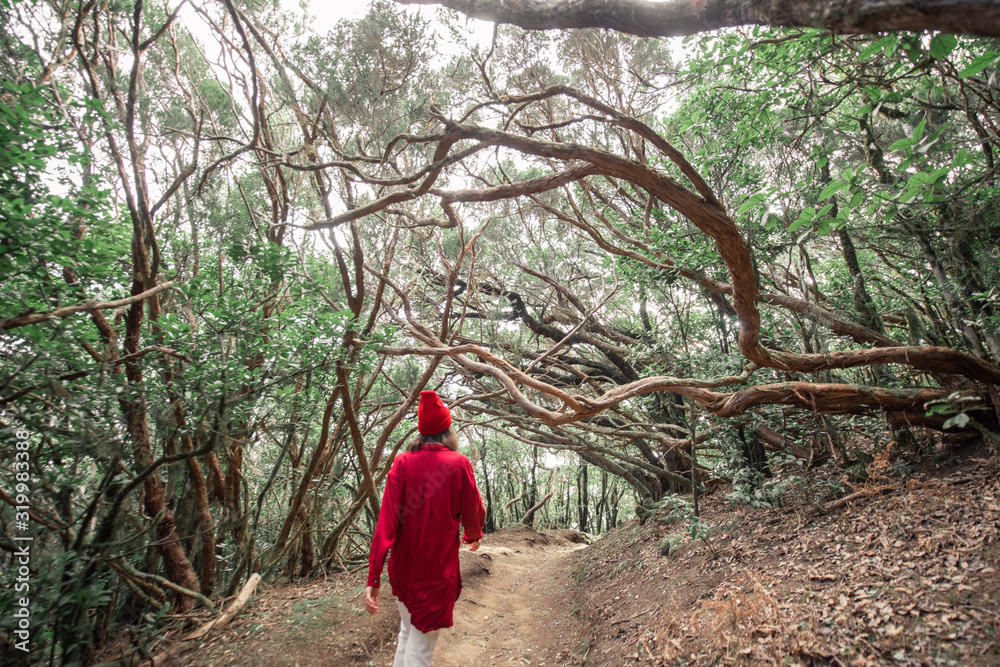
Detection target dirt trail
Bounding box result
[167,527,589,667]
[383,526,590,667]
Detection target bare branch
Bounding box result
[1,282,175,331]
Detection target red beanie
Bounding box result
[417,390,452,435]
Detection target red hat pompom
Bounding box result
[417,390,452,435]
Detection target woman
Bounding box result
[365,390,486,667]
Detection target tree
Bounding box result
[397,0,1000,38]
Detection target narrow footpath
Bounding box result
[381,526,591,667]
[165,527,590,667]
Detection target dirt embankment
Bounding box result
[573,448,1000,666]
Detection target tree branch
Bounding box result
[1,282,175,331]
[396,0,1000,38]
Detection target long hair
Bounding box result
[407,425,459,452]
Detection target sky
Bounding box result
[303,0,496,50]
[178,0,498,82]
[305,0,367,30]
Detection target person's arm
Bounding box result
[459,457,486,549]
[366,457,404,613]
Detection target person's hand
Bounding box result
[365,586,380,615]
[468,540,480,552]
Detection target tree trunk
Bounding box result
[521,491,553,527]
[397,0,1000,38]
[594,470,608,534]
[609,484,620,529]
[738,426,772,477]
[480,452,495,533]
[122,294,201,610]
[907,217,989,359]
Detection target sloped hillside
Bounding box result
[572,446,1000,666]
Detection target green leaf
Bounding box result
[818,180,846,200]
[929,34,958,60]
[889,137,914,152]
[901,34,923,63]
[860,34,897,60]
[816,218,838,235]
[942,412,970,429]
[952,148,973,168]
[736,193,767,215]
[958,51,999,78]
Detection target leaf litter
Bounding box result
[572,446,1000,666]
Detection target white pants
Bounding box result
[393,600,440,667]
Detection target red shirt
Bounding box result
[367,443,486,632]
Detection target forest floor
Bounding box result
[127,442,1000,667]
[163,525,592,666]
[574,441,1000,666]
